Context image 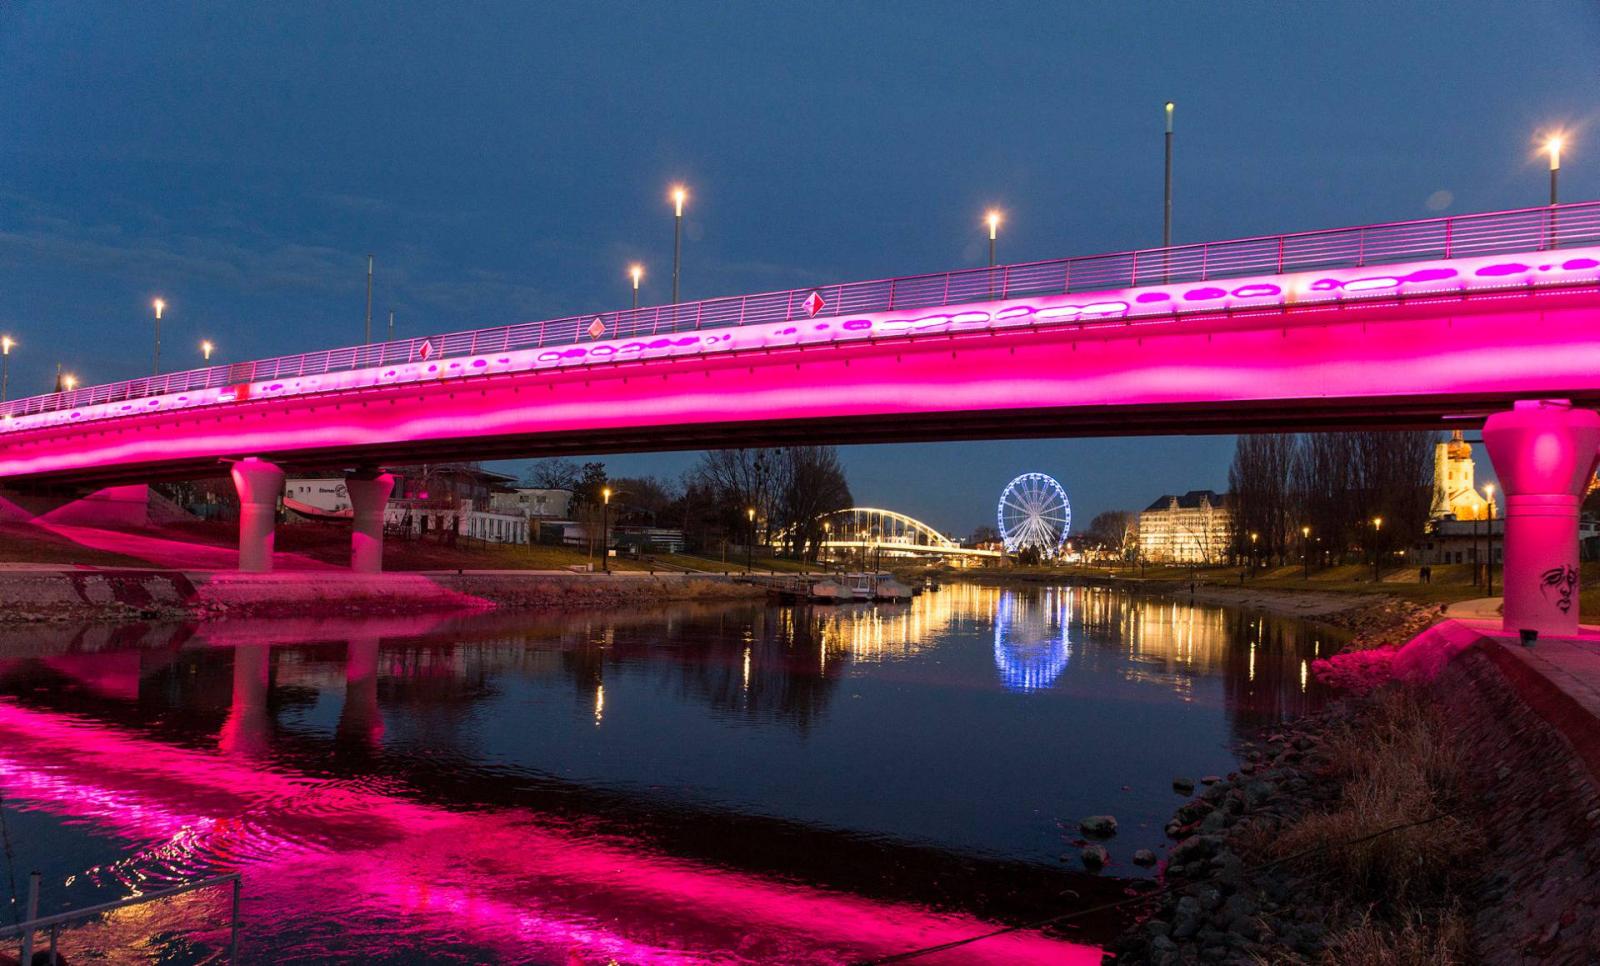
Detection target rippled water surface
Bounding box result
[0,583,1338,963]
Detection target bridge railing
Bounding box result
[6,201,1599,422]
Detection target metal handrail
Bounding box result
[4,201,1597,423]
[2,872,241,964]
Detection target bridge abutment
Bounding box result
[230,458,284,574]
[346,470,395,574]
[1483,399,1600,638]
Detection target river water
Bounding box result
[0,583,1336,964]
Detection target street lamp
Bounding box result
[201,340,215,363]
[151,298,166,375]
[601,486,612,574]
[670,185,687,304]
[1485,484,1497,596]
[1546,135,1563,206]
[746,506,756,573]
[1371,516,1383,583]
[1301,525,1311,580]
[1249,531,1259,573]
[629,263,643,310]
[1163,101,1175,247]
[985,209,1001,268]
[1,335,14,404]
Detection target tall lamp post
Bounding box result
[1485,484,1497,596]
[601,486,612,574]
[1546,135,1564,250]
[1371,516,1383,583]
[671,186,687,304]
[1249,531,1259,574]
[1301,525,1311,580]
[1547,135,1563,206]
[1,335,14,403]
[986,209,1001,268]
[630,263,643,310]
[746,506,756,573]
[1163,101,1174,248]
[151,298,165,375]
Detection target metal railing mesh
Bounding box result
[4,202,1597,421]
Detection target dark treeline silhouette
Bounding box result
[523,447,851,559]
[1230,431,1435,567]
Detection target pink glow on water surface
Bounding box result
[0,699,1099,963]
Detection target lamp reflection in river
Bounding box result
[992,588,1074,692]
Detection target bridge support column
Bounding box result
[230,458,284,574]
[1483,399,1600,638]
[346,469,395,574]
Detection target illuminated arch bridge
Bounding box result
[800,507,1001,560]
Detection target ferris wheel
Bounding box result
[997,473,1072,557]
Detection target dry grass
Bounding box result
[1279,688,1483,908]
[1319,907,1473,966]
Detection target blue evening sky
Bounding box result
[2,2,1595,535]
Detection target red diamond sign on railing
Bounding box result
[802,291,825,318]
[587,317,606,339]
[416,339,435,361]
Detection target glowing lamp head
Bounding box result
[629,263,643,287]
[201,340,214,360]
[1,336,13,355]
[671,185,687,217]
[152,298,165,319]
[1164,100,1174,133]
[602,486,611,504]
[62,374,77,391]
[747,507,756,522]
[1373,516,1383,530]
[985,209,1001,240]
[1547,135,1564,171]
[1302,525,1310,538]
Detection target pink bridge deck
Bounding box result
[2,205,1599,485]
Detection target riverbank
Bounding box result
[0,567,764,623]
[1107,617,1600,964]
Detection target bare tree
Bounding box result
[523,458,582,490]
[776,447,852,560]
[1229,434,1297,565]
[1085,510,1138,562]
[690,447,851,559]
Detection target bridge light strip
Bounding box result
[3,248,1599,438]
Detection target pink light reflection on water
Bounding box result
[0,700,1099,964]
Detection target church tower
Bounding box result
[1430,430,1488,520]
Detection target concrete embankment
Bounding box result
[0,567,764,622]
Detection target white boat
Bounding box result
[843,572,912,602]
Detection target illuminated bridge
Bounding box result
[805,507,1001,560]
[4,202,1600,640]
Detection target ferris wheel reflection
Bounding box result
[993,588,1074,692]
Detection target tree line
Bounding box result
[525,446,852,560]
[1228,431,1435,567]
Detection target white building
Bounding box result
[1139,490,1232,564]
[491,487,574,520]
